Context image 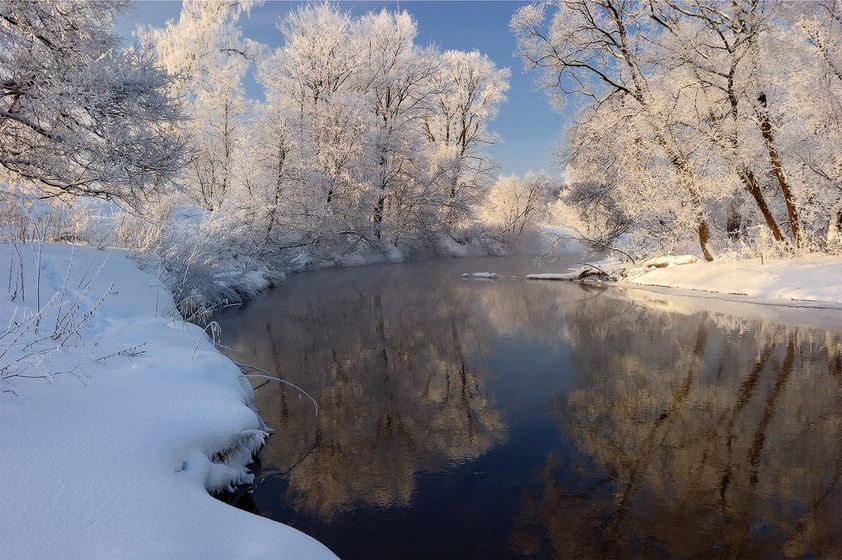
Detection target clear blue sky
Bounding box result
[116,1,567,176]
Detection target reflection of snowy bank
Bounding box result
[0,243,334,559]
[606,283,842,332]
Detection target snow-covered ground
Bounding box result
[525,272,578,281]
[0,243,334,559]
[529,253,842,308]
[627,254,842,307]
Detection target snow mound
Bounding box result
[0,243,334,559]
[622,254,700,280]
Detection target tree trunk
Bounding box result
[686,180,714,261]
[264,144,287,246]
[697,218,714,262]
[373,194,385,240]
[655,131,715,261]
[726,200,742,242]
[828,202,842,247]
[757,93,801,244]
[372,154,388,240]
[739,167,784,242]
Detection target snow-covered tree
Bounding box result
[513,0,842,259]
[356,9,438,242]
[646,0,789,243]
[483,173,556,238]
[769,0,842,248]
[423,50,510,230]
[141,0,257,210]
[0,1,185,202]
[247,3,509,252]
[512,0,716,260]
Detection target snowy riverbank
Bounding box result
[0,243,334,559]
[626,254,842,307]
[529,254,842,308]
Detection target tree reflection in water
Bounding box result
[512,290,842,559]
[216,257,841,559]
[220,266,509,519]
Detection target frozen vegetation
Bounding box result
[1,2,565,312]
[0,243,335,559]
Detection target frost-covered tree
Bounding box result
[423,50,510,230]
[0,1,185,202]
[768,0,842,247]
[647,0,789,243]
[512,0,716,260]
[259,2,368,236]
[513,0,842,259]
[141,0,257,210]
[483,173,556,238]
[102,0,511,287]
[246,3,509,252]
[356,9,438,242]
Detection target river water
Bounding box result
[215,256,842,559]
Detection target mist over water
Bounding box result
[216,256,842,559]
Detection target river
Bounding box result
[215,255,842,559]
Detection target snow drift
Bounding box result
[0,243,334,559]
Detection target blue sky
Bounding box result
[116,1,567,176]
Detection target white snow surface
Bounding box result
[636,254,700,268]
[627,254,842,306]
[525,272,578,281]
[0,243,335,559]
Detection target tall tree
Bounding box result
[650,0,788,243]
[512,0,716,259]
[141,0,256,210]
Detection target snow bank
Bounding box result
[636,254,700,268]
[462,272,499,279]
[627,254,842,306]
[525,272,579,281]
[0,243,334,559]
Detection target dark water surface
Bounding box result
[215,256,842,559]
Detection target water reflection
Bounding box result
[216,257,841,559]
[513,289,842,559]
[220,262,509,519]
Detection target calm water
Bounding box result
[215,256,842,559]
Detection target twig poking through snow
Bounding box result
[192,321,221,359]
[235,362,319,417]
